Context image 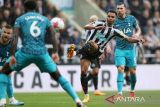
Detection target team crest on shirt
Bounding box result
[6,52,9,57]
[128,23,131,26]
[0,57,7,63]
[123,28,132,33]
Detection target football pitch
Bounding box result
[9,91,160,107]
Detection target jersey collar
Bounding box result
[117,14,127,20]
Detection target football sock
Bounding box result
[0,82,7,99]
[130,74,137,91]
[7,77,14,98]
[125,75,130,85]
[93,74,98,90]
[81,74,88,94]
[58,76,79,101]
[117,72,124,93]
[87,72,93,81]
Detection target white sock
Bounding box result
[75,98,81,103]
[9,97,17,102]
[0,99,6,104]
[85,94,89,97]
[118,92,122,95]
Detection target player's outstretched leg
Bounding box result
[117,66,124,96]
[80,59,90,103]
[7,77,24,106]
[49,71,86,107]
[81,73,89,103]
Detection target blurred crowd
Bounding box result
[92,0,160,64]
[0,0,160,64]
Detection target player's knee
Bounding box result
[1,63,12,75]
[92,71,98,76]
[124,67,129,72]
[81,67,88,75]
[49,71,61,81]
[92,72,98,76]
[81,70,87,76]
[92,69,99,75]
[81,73,87,78]
[117,66,125,72]
[129,68,136,74]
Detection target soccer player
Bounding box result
[1,1,85,107]
[82,15,105,95]
[68,9,144,103]
[81,15,106,97]
[0,25,24,106]
[114,2,141,97]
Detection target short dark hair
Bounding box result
[107,9,117,15]
[117,2,126,7]
[4,24,12,29]
[24,0,37,10]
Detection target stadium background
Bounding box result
[0,0,160,107]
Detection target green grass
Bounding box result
[6,91,160,107]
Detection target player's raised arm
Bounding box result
[10,28,19,56]
[84,23,96,30]
[113,29,144,43]
[84,24,105,30]
[84,20,105,30]
[9,25,19,66]
[12,15,23,57]
[47,26,60,62]
[47,26,58,53]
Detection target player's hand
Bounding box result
[132,34,139,38]
[106,45,112,54]
[52,53,60,63]
[100,53,105,60]
[139,38,146,44]
[95,26,105,30]
[142,58,147,64]
[67,44,76,59]
[9,56,16,67]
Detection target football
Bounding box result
[50,17,65,29]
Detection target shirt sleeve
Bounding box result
[14,17,21,28]
[113,28,127,38]
[92,20,105,27]
[132,16,138,28]
[46,18,51,28]
[81,30,88,40]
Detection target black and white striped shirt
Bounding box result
[83,20,128,53]
[85,20,106,42]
